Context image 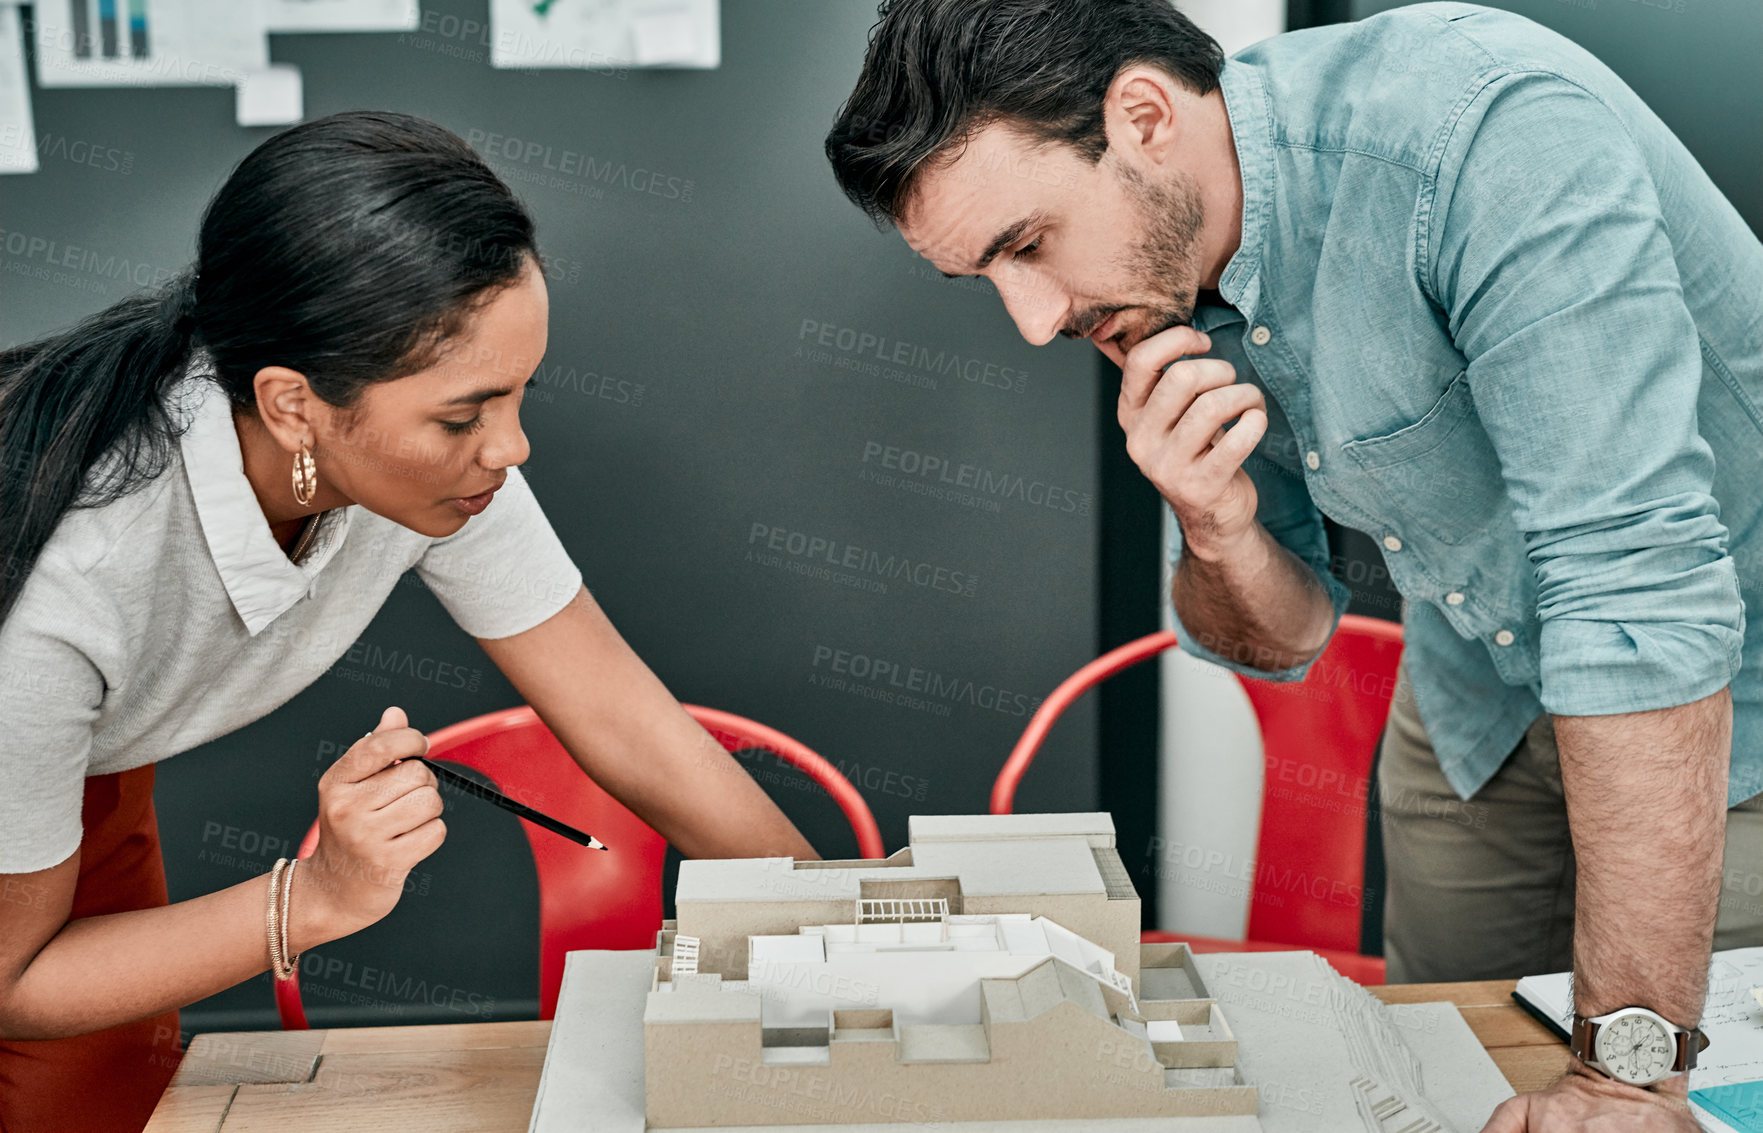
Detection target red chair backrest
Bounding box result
[279,704,879,1027]
[1235,615,1404,952]
[990,614,1403,958]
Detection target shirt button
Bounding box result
[1250,325,1272,346]
[1445,591,1465,606]
[1494,629,1515,646]
[1382,535,1403,553]
[1305,450,1320,471]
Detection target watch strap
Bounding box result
[1679,1024,1711,1071]
[1570,1014,1595,1064]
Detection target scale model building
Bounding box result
[643,813,1258,1126]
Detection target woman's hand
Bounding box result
[303,706,447,934]
[0,707,448,1041]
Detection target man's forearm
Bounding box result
[1556,688,1730,1090]
[1172,520,1338,673]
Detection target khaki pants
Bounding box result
[1378,659,1763,983]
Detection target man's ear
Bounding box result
[250,366,320,452]
[1104,65,1183,165]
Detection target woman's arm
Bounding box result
[0,852,339,1040]
[0,710,444,1040]
[476,586,819,861]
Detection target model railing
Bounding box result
[855,897,949,924]
[673,934,701,976]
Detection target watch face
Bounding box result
[1594,1011,1675,1085]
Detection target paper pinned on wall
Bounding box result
[35,0,269,88]
[267,0,419,33]
[629,7,698,66]
[0,4,38,174]
[491,0,717,70]
[235,63,302,127]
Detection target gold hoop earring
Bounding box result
[291,445,318,507]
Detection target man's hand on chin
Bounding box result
[1481,1064,1700,1132]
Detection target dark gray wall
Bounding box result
[1345,0,1762,234]
[1,0,1100,1031]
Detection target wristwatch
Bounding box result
[1571,1007,1709,1086]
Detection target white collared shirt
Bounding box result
[0,357,582,873]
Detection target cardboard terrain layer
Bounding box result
[527,813,1514,1133]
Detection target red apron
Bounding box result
[0,765,182,1133]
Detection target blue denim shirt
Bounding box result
[1169,3,1763,803]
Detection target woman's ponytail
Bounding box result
[0,271,200,627]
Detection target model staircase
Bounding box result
[672,934,700,976]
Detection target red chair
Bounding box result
[276,704,883,1028]
[993,614,1403,985]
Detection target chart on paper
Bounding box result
[34,0,268,87]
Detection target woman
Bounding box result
[0,110,817,1133]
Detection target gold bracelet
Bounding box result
[276,859,301,980]
[266,857,288,976]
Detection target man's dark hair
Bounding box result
[825,0,1225,226]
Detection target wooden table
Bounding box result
[145,980,1568,1132]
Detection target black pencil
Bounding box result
[415,756,609,851]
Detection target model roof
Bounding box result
[674,812,1121,904]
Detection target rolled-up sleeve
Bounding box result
[416,464,584,640]
[1430,72,1743,716]
[1166,401,1352,682]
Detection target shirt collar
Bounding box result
[1211,58,1275,320]
[173,355,354,636]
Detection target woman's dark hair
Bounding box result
[825,0,1225,225]
[0,110,538,626]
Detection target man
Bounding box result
[825,1,1763,1128]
